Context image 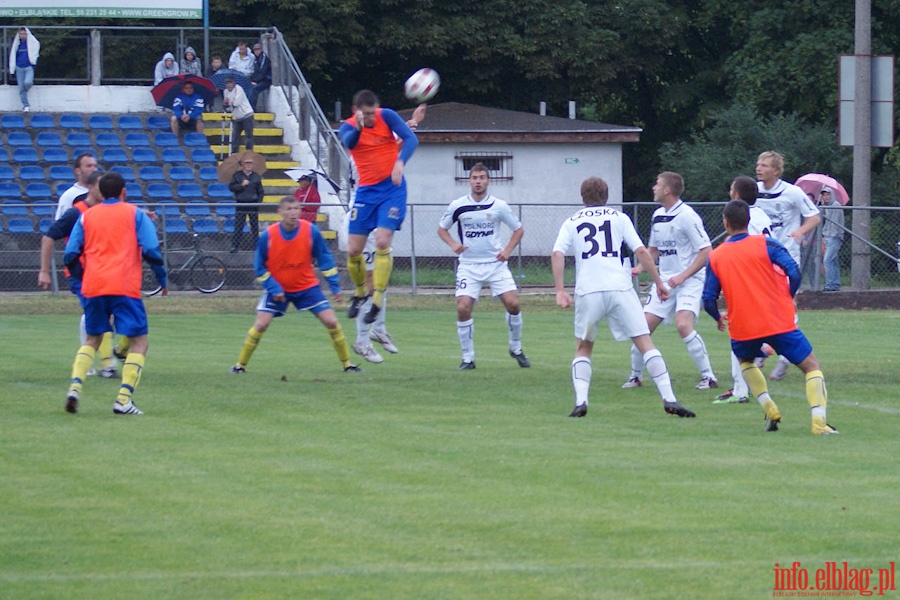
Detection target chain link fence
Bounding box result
[4,202,898,295]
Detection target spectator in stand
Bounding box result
[294,175,321,223]
[223,76,254,155]
[209,54,224,75]
[248,42,272,110]
[229,157,264,253]
[180,46,202,76]
[154,51,178,85]
[9,27,40,112]
[169,81,205,136]
[228,42,254,76]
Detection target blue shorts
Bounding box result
[348,178,407,235]
[732,329,813,366]
[256,286,331,317]
[83,296,148,337]
[68,278,87,310]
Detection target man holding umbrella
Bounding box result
[229,155,265,253]
[223,76,254,155]
[169,81,206,136]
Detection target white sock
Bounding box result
[572,357,591,406]
[644,348,675,402]
[79,314,87,346]
[731,352,749,397]
[374,294,387,329]
[506,311,523,354]
[629,343,643,378]
[683,330,714,379]
[355,297,372,344]
[457,319,474,362]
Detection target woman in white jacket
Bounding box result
[9,27,40,112]
[153,52,179,86]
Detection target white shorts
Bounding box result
[455,261,518,300]
[363,233,376,272]
[644,276,703,323]
[574,289,650,342]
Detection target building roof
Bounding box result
[396,102,641,144]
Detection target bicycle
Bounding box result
[143,233,227,296]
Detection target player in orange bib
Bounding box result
[339,89,418,325]
[702,200,838,435]
[231,196,361,374]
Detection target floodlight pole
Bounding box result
[852,0,871,290]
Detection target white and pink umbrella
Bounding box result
[794,173,850,205]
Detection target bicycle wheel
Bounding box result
[191,255,226,293]
[142,265,163,296]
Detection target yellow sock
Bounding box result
[237,327,263,367]
[327,325,351,367]
[115,336,130,357]
[98,332,115,368]
[116,353,145,405]
[805,369,827,428]
[741,361,781,421]
[347,253,367,296]
[371,247,393,308]
[69,345,96,394]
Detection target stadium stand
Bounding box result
[56,182,72,196]
[222,218,250,233]
[13,148,39,163]
[8,132,32,146]
[39,218,52,234]
[70,148,97,159]
[215,201,236,217]
[164,218,190,234]
[177,183,203,199]
[0,183,21,199]
[2,201,29,216]
[198,166,218,181]
[26,183,53,199]
[43,148,69,163]
[139,166,165,181]
[155,201,181,217]
[66,132,91,147]
[49,165,72,181]
[1,114,25,128]
[184,132,208,146]
[0,166,14,180]
[111,166,136,181]
[133,148,158,163]
[125,183,144,199]
[0,149,8,162]
[169,166,195,181]
[96,132,122,147]
[102,148,128,163]
[30,114,55,128]
[125,133,151,147]
[191,148,216,163]
[147,115,169,130]
[208,183,231,199]
[147,184,173,200]
[32,200,56,216]
[7,218,35,234]
[36,132,63,147]
[154,133,179,146]
[118,115,143,130]
[20,166,45,180]
[185,200,211,217]
[162,148,188,163]
[192,218,219,234]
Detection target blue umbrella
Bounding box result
[209,69,253,96]
[151,74,218,110]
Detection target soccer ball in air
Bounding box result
[403,68,440,103]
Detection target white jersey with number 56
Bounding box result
[553,206,646,295]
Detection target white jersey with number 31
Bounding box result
[553,206,646,295]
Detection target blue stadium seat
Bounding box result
[164,218,190,234]
[32,199,56,216]
[0,148,8,162]
[148,184,173,200]
[155,201,181,217]
[147,115,170,130]
[125,183,144,199]
[20,166,45,181]
[216,202,236,218]
[7,218,35,234]
[102,148,128,163]
[118,115,143,130]
[127,199,149,211]
[26,183,53,199]
[139,166,165,181]
[192,218,219,234]
[56,182,73,196]
[43,148,69,163]
[125,133,151,147]
[71,148,97,159]
[0,166,14,180]
[89,115,114,129]
[36,132,63,147]
[96,133,122,147]
[66,132,91,147]
[133,148,158,163]
[2,200,28,215]
[0,183,21,199]
[191,148,217,163]
[1,114,25,128]
[183,132,208,147]
[198,166,219,181]
[49,165,72,181]
[30,114,55,128]
[39,218,53,234]
[185,201,211,217]
[111,166,136,182]
[169,166,195,181]
[177,183,203,199]
[222,218,249,233]
[162,148,188,163]
[154,132,180,147]
[8,132,33,146]
[207,183,231,199]
[60,114,85,129]
[12,148,39,163]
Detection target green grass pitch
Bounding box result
[1,295,898,599]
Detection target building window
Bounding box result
[455,152,513,182]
